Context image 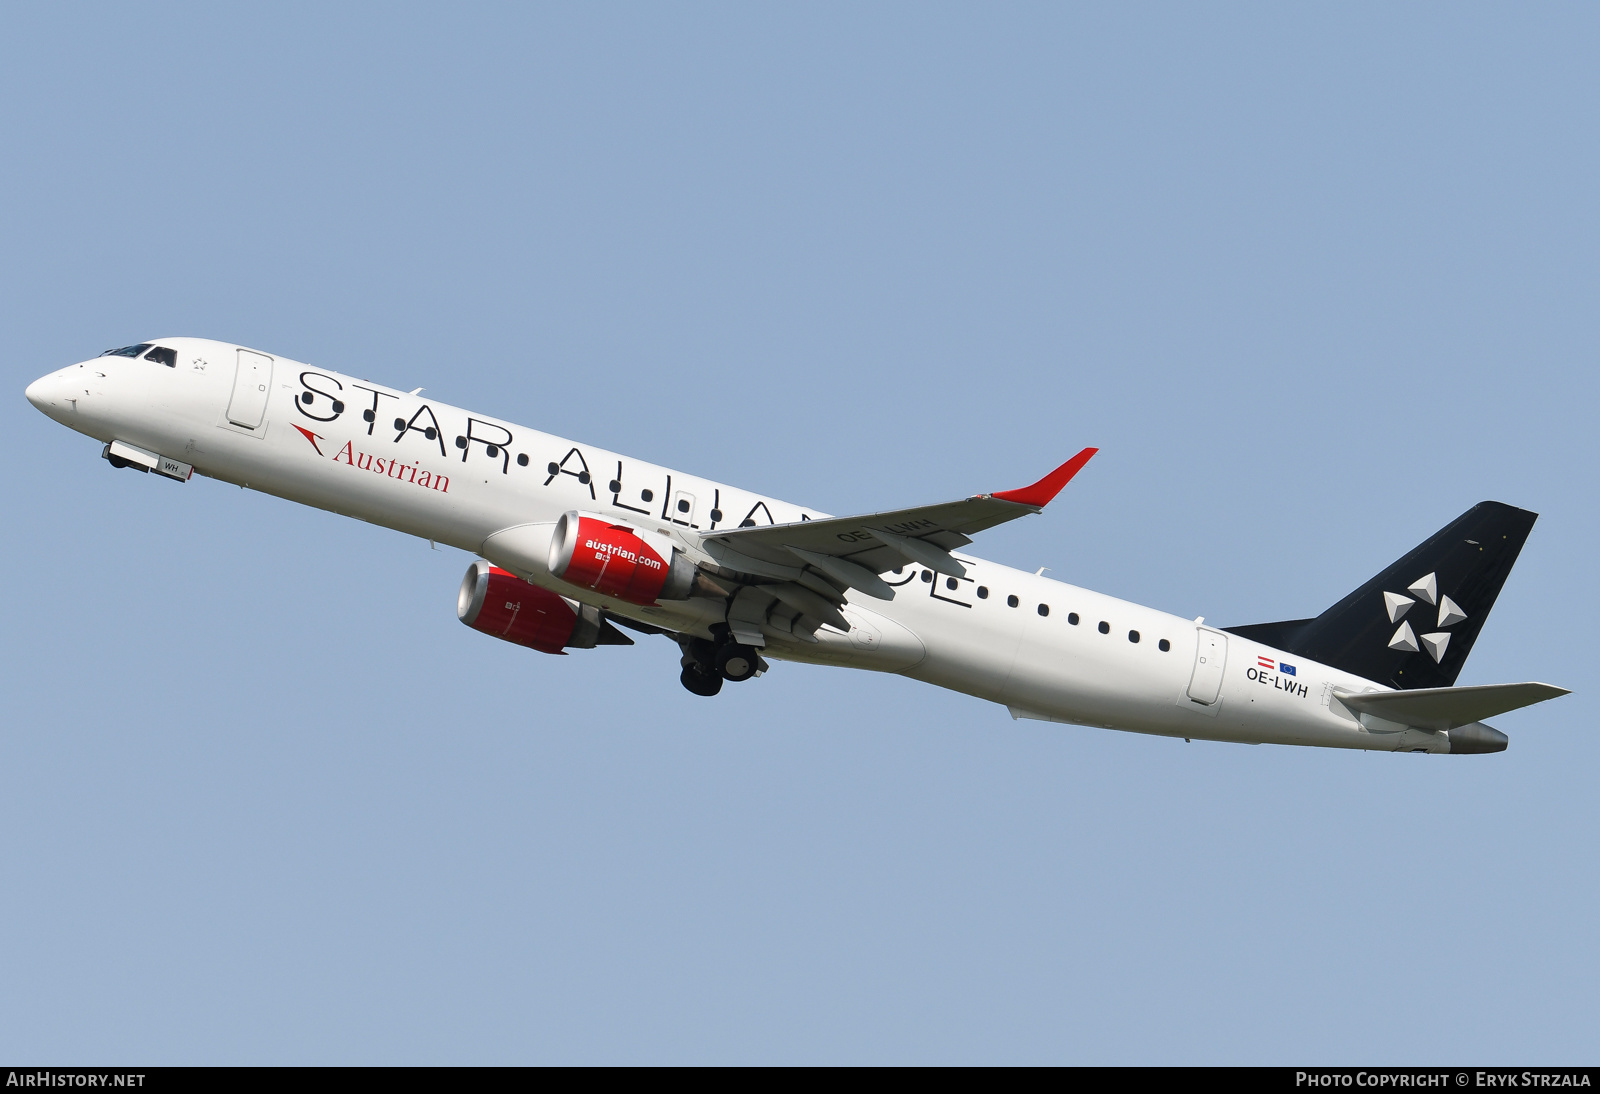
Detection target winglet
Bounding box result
[990,447,1098,507]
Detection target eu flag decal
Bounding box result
[1280,662,1296,676]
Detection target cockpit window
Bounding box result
[143,346,177,367]
[101,344,152,358]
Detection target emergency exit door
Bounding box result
[1187,629,1227,705]
[227,349,274,428]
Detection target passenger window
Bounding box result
[946,577,958,590]
[1098,621,1110,634]
[1128,630,1140,643]
[1038,604,1050,617]
[143,346,177,367]
[1067,612,1079,625]
[1158,639,1171,652]
[1007,594,1019,607]
[976,586,989,599]
[921,571,933,583]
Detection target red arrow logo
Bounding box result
[293,424,326,456]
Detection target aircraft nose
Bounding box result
[25,373,55,410]
[25,370,77,421]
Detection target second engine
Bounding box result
[458,560,619,654]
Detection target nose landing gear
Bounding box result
[677,628,768,696]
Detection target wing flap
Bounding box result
[785,546,896,600]
[765,582,850,631]
[868,527,967,578]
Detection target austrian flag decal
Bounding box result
[1247,654,1308,698]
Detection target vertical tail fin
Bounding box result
[1225,501,1537,689]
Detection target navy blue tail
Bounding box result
[1225,501,1538,690]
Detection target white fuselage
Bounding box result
[25,338,1448,753]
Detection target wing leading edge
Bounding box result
[697,448,1098,605]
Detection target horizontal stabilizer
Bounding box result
[1332,682,1569,731]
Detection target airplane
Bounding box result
[24,337,1569,754]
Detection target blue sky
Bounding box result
[1,3,1595,1063]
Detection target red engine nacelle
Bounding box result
[547,511,693,604]
[457,560,602,654]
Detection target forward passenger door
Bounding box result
[226,349,274,429]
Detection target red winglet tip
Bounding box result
[990,447,1098,507]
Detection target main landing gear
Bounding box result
[678,627,767,697]
[680,661,723,697]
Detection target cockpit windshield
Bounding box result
[98,343,177,367]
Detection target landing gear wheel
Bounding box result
[716,643,760,683]
[680,663,723,697]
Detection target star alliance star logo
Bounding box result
[1383,572,1466,663]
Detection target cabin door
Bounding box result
[227,349,274,428]
[1187,629,1228,705]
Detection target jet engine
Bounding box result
[547,511,695,604]
[457,560,625,654]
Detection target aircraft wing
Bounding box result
[697,448,1097,606]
